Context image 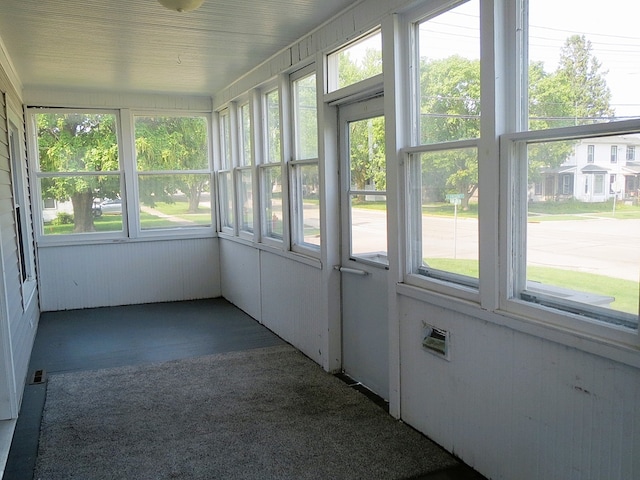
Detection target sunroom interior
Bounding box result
[0,1,639,479]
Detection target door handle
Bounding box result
[334,265,368,276]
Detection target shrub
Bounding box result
[52,212,74,225]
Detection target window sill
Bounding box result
[36,231,217,248]
[396,282,640,369]
[218,233,322,270]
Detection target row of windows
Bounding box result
[28,111,212,239]
[587,144,636,163]
[216,67,321,256]
[401,0,638,345]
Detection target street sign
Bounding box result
[445,193,464,205]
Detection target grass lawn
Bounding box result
[425,258,638,315]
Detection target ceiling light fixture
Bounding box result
[157,0,205,12]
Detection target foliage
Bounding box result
[420,55,481,143]
[337,48,382,88]
[339,49,386,195]
[52,212,74,225]
[349,117,386,193]
[527,35,614,181]
[417,35,613,204]
[135,116,209,213]
[36,113,120,232]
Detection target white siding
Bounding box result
[0,75,39,423]
[37,238,221,311]
[399,295,640,480]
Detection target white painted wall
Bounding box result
[259,251,323,365]
[398,294,640,480]
[219,239,261,320]
[37,238,221,311]
[218,239,325,365]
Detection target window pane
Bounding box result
[135,116,208,171]
[292,163,320,247]
[35,113,120,172]
[239,103,252,167]
[349,116,386,191]
[293,74,318,160]
[329,30,382,92]
[40,176,122,235]
[350,194,387,262]
[417,1,480,144]
[238,169,253,233]
[525,135,640,326]
[261,166,284,239]
[528,0,639,129]
[411,148,479,280]
[218,171,234,229]
[138,174,211,230]
[265,89,281,164]
[220,111,232,169]
[348,114,387,263]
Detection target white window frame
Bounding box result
[400,0,481,302]
[325,28,384,104]
[216,107,236,235]
[235,98,255,239]
[258,82,288,248]
[500,120,640,346]
[131,111,214,239]
[27,108,127,244]
[289,65,321,257]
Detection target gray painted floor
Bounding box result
[3,298,485,480]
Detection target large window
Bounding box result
[506,129,640,333]
[503,0,640,337]
[406,0,480,288]
[32,111,124,237]
[290,69,321,252]
[31,109,213,241]
[133,115,211,231]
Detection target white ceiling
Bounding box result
[0,0,358,97]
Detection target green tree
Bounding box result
[419,56,480,208]
[36,113,120,232]
[339,49,386,200]
[135,116,209,212]
[349,116,386,199]
[528,35,614,190]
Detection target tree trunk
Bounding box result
[187,184,201,213]
[71,190,96,233]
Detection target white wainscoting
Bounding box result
[219,240,261,320]
[37,238,221,311]
[218,240,325,366]
[259,251,323,365]
[398,295,640,480]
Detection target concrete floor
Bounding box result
[3,298,485,480]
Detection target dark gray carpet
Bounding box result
[35,345,458,479]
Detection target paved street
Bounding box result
[346,207,639,282]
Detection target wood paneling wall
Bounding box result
[38,238,221,311]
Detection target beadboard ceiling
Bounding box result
[0,0,357,98]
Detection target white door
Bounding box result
[338,96,389,400]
